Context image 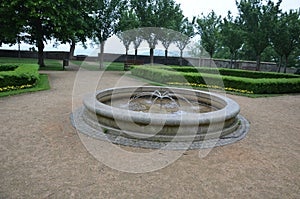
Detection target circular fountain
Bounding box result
[72,86,249,149]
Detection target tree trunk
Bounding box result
[284,55,288,73]
[18,40,21,59]
[256,54,261,71]
[230,53,234,69]
[180,50,183,66]
[165,49,168,65]
[134,49,138,61]
[150,48,154,65]
[99,41,105,69]
[277,55,283,73]
[125,48,128,62]
[37,39,45,67]
[233,52,238,69]
[69,38,76,60]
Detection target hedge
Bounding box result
[0,64,40,88]
[162,66,300,79]
[131,66,300,94]
[0,64,18,72]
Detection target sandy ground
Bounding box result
[0,69,299,198]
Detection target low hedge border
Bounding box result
[162,66,300,79]
[131,66,300,94]
[0,64,40,88]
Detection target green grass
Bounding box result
[0,57,127,71]
[72,60,124,71]
[0,57,65,70]
[0,74,50,97]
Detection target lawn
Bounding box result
[0,57,64,71]
[0,57,125,71]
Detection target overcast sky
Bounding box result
[176,0,300,19]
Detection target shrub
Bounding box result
[0,64,18,71]
[0,64,40,88]
[131,66,300,94]
[163,66,300,79]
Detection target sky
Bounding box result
[1,0,299,55]
[176,0,300,19]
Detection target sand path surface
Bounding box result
[0,70,299,198]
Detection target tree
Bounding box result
[131,29,143,59]
[91,0,126,69]
[175,18,195,66]
[141,28,159,65]
[220,12,244,68]
[130,0,184,64]
[271,10,300,73]
[236,0,282,71]
[117,8,141,60]
[0,1,23,46]
[157,28,177,63]
[0,0,76,67]
[54,0,94,60]
[196,11,221,66]
[117,31,132,61]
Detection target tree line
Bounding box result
[0,0,299,72]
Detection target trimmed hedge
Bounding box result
[0,64,18,71]
[0,64,40,88]
[131,66,300,94]
[163,66,300,79]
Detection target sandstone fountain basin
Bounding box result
[71,86,249,149]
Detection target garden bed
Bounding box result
[0,64,40,92]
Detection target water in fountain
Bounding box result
[107,90,215,114]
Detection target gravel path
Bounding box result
[0,70,299,198]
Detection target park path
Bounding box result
[0,70,299,198]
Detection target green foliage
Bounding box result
[220,12,244,67]
[0,64,18,71]
[196,11,221,58]
[130,0,184,30]
[0,74,50,97]
[164,66,300,79]
[0,64,40,88]
[91,0,126,68]
[270,9,300,72]
[131,65,300,94]
[236,0,282,70]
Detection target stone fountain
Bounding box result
[71,86,249,149]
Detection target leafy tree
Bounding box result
[91,0,126,68]
[0,1,23,46]
[157,28,177,62]
[117,31,132,61]
[54,0,94,59]
[141,28,159,65]
[130,0,183,29]
[175,18,195,66]
[220,12,244,68]
[131,28,143,58]
[130,0,184,64]
[270,9,300,73]
[236,0,282,71]
[196,11,221,66]
[0,0,76,67]
[117,8,140,60]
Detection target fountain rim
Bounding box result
[83,86,240,125]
